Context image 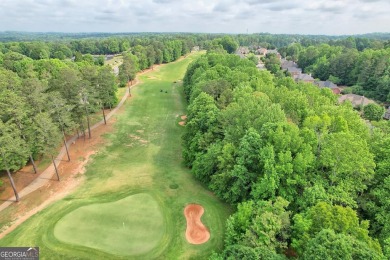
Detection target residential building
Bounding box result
[295,73,315,83]
[315,80,341,94]
[266,49,281,59]
[281,59,298,70]
[287,67,302,77]
[256,47,267,55]
[338,94,375,107]
[236,46,250,55]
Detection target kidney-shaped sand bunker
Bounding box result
[184,204,210,244]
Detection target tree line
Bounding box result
[0,34,212,61]
[182,52,390,259]
[0,55,117,201]
[236,33,389,50]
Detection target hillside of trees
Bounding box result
[182,51,390,259]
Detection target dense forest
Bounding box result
[182,49,390,258]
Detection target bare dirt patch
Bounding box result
[128,134,148,145]
[0,151,96,239]
[181,115,187,120]
[0,122,114,203]
[179,121,186,126]
[184,204,210,245]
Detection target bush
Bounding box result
[363,103,385,121]
[341,87,353,94]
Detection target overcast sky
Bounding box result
[0,0,389,35]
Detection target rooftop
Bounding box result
[315,80,338,89]
[287,67,302,73]
[281,59,298,70]
[295,73,314,82]
[338,94,376,107]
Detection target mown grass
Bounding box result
[105,55,123,68]
[0,52,232,259]
[116,87,126,100]
[54,193,164,256]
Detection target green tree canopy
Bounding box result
[292,202,382,256]
[363,103,385,121]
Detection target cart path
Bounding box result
[0,70,152,213]
[0,54,190,240]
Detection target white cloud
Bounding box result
[0,0,388,34]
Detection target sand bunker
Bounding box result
[179,115,187,126]
[184,204,210,244]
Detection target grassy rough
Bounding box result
[0,52,232,259]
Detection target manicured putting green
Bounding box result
[54,193,164,256]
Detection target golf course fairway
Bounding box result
[0,52,232,259]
